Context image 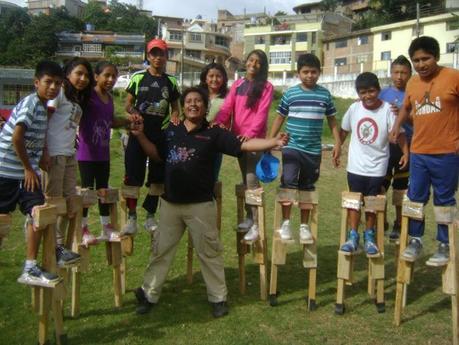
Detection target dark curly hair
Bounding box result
[199,62,228,98]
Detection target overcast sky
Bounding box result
[8,0,302,20]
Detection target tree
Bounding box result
[274,11,287,16]
[321,0,340,12]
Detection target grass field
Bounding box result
[0,94,453,345]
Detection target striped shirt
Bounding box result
[0,93,47,179]
[278,84,336,155]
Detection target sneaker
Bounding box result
[278,220,292,240]
[238,218,254,231]
[340,230,359,253]
[211,301,229,318]
[389,221,401,241]
[98,223,120,242]
[19,264,59,286]
[56,246,81,266]
[144,217,158,233]
[401,237,423,261]
[244,224,259,241]
[299,223,313,242]
[427,242,449,266]
[363,229,379,255]
[121,217,137,236]
[81,226,98,247]
[134,287,155,314]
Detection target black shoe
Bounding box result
[134,287,155,314]
[211,301,229,318]
[389,221,401,241]
[56,246,80,266]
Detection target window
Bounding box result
[357,54,368,63]
[169,31,182,41]
[269,51,291,64]
[189,32,202,42]
[335,57,347,66]
[3,84,34,106]
[446,20,459,31]
[215,36,228,47]
[311,32,316,44]
[335,39,347,48]
[185,49,201,59]
[270,35,291,45]
[447,42,459,53]
[381,51,391,60]
[357,35,368,45]
[254,35,265,44]
[296,32,307,42]
[83,44,101,52]
[381,31,391,41]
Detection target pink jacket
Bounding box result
[215,78,274,139]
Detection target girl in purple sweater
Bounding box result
[77,61,140,245]
[215,50,274,241]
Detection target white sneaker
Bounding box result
[238,218,254,231]
[278,220,292,240]
[299,223,313,242]
[121,218,137,236]
[98,223,120,242]
[144,217,158,233]
[244,224,259,241]
[81,226,98,247]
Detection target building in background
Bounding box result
[27,0,86,16]
[0,0,21,14]
[0,68,34,118]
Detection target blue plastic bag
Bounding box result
[256,152,280,183]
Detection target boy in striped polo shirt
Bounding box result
[270,53,341,241]
[0,60,63,286]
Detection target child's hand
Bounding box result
[237,135,250,143]
[399,153,409,170]
[389,128,399,144]
[390,103,400,116]
[332,144,341,168]
[273,132,289,149]
[128,114,143,124]
[24,168,40,192]
[170,115,180,126]
[129,121,144,136]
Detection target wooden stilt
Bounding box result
[235,184,249,295]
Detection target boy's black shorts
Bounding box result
[280,148,321,191]
[0,177,45,215]
[347,172,385,197]
[382,143,409,191]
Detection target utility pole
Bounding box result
[416,2,420,37]
[180,21,185,89]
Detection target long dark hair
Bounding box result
[245,49,269,109]
[199,62,228,98]
[63,57,94,109]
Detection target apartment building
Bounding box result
[27,0,85,16]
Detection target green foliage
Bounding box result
[320,0,340,12]
[274,11,287,16]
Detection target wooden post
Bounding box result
[269,199,283,306]
[235,184,249,294]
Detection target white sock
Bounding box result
[25,259,37,269]
[82,217,88,227]
[100,216,110,225]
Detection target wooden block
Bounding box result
[369,257,385,280]
[442,261,456,295]
[52,281,66,301]
[298,190,319,205]
[272,235,287,265]
[77,187,98,207]
[0,213,12,237]
[77,245,90,273]
[121,184,140,199]
[105,242,113,266]
[17,276,63,288]
[111,241,122,266]
[148,183,164,196]
[121,235,134,256]
[245,188,264,206]
[364,195,386,213]
[434,206,457,225]
[98,188,119,204]
[31,205,57,231]
[402,197,424,220]
[276,188,297,203]
[303,243,317,268]
[66,195,82,218]
[252,240,265,264]
[341,191,362,210]
[235,183,246,197]
[337,251,353,280]
[45,197,67,215]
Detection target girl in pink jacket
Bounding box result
[215,49,274,241]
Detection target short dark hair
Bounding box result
[408,36,440,59]
[180,86,209,110]
[391,55,412,73]
[35,60,63,79]
[355,72,380,92]
[297,53,321,72]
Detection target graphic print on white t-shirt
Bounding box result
[357,117,378,145]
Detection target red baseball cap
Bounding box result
[146,38,168,53]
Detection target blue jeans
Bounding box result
[408,153,459,243]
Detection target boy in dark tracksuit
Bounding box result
[122,38,180,235]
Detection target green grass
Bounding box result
[0,95,452,345]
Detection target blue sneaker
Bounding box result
[340,230,359,253]
[364,229,379,255]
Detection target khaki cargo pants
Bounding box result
[142,198,227,303]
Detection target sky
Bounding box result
[7,0,302,20]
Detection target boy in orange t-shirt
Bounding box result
[391,36,459,266]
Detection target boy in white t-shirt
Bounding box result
[339,72,409,255]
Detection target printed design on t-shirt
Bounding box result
[414,91,441,115]
[67,103,82,130]
[91,119,111,147]
[166,145,196,164]
[357,117,379,145]
[25,138,42,150]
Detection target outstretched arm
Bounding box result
[241,132,289,152]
